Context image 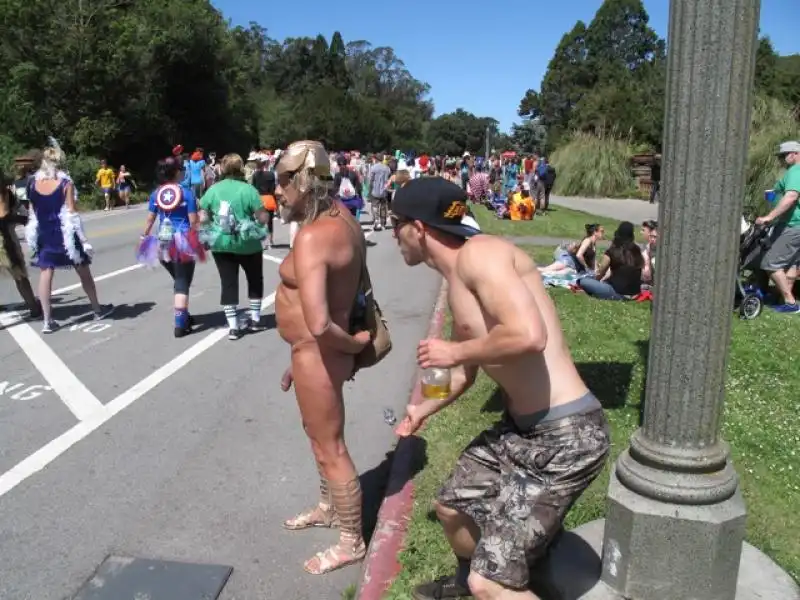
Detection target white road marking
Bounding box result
[0,292,277,499]
[62,311,97,328]
[0,220,377,498]
[262,253,283,264]
[50,264,143,296]
[0,314,104,421]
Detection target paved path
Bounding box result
[0,206,440,600]
[549,195,659,223]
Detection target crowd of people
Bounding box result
[1,136,798,599]
[0,138,610,597]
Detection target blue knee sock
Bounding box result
[175,308,188,329]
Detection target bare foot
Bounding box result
[303,540,366,575]
[283,504,338,530]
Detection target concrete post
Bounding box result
[601,0,760,597]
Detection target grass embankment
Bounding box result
[472,204,622,240]
[387,245,799,597]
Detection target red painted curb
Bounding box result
[357,279,449,600]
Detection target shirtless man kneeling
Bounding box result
[392,177,611,600]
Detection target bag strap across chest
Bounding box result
[341,210,371,297]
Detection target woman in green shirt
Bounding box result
[199,154,268,340]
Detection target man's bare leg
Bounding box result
[283,461,339,530]
[436,501,480,557]
[410,502,480,598]
[291,355,365,574]
[770,269,796,304]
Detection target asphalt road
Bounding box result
[0,205,441,600]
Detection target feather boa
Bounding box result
[24,210,38,255]
[60,205,83,264]
[24,206,89,265]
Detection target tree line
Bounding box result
[514,0,800,154]
[0,0,506,181]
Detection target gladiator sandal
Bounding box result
[303,477,366,575]
[283,463,339,530]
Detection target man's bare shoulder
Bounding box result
[295,216,359,262]
[456,234,518,270]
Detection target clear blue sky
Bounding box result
[214,0,798,133]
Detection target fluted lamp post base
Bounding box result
[530,473,799,600]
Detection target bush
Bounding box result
[746,96,800,216]
[0,135,26,179]
[65,154,102,197]
[550,131,638,198]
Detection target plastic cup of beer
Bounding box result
[421,367,451,400]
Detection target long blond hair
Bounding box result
[277,140,338,225]
[38,146,66,180]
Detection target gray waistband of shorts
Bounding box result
[509,392,602,431]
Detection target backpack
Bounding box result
[545,165,557,186]
[338,174,356,199]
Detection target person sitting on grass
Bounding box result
[509,183,535,221]
[391,177,610,600]
[641,220,658,285]
[539,223,605,275]
[578,221,644,300]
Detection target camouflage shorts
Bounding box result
[437,407,610,590]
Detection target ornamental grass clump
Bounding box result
[746,95,800,215]
[550,131,637,198]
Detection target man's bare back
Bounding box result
[447,235,589,418]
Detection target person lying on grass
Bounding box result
[538,223,605,276]
[390,176,611,600]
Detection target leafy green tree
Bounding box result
[426,109,498,156]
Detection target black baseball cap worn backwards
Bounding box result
[392,177,481,238]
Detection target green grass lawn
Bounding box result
[386,246,799,597]
[472,203,622,240]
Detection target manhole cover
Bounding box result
[72,555,232,600]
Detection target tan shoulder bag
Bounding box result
[344,215,392,374]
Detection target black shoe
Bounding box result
[412,575,472,600]
[28,301,43,320]
[174,325,191,338]
[228,328,244,341]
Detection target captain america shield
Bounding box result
[155,183,183,211]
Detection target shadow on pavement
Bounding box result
[189,311,277,335]
[50,301,156,322]
[360,436,428,545]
